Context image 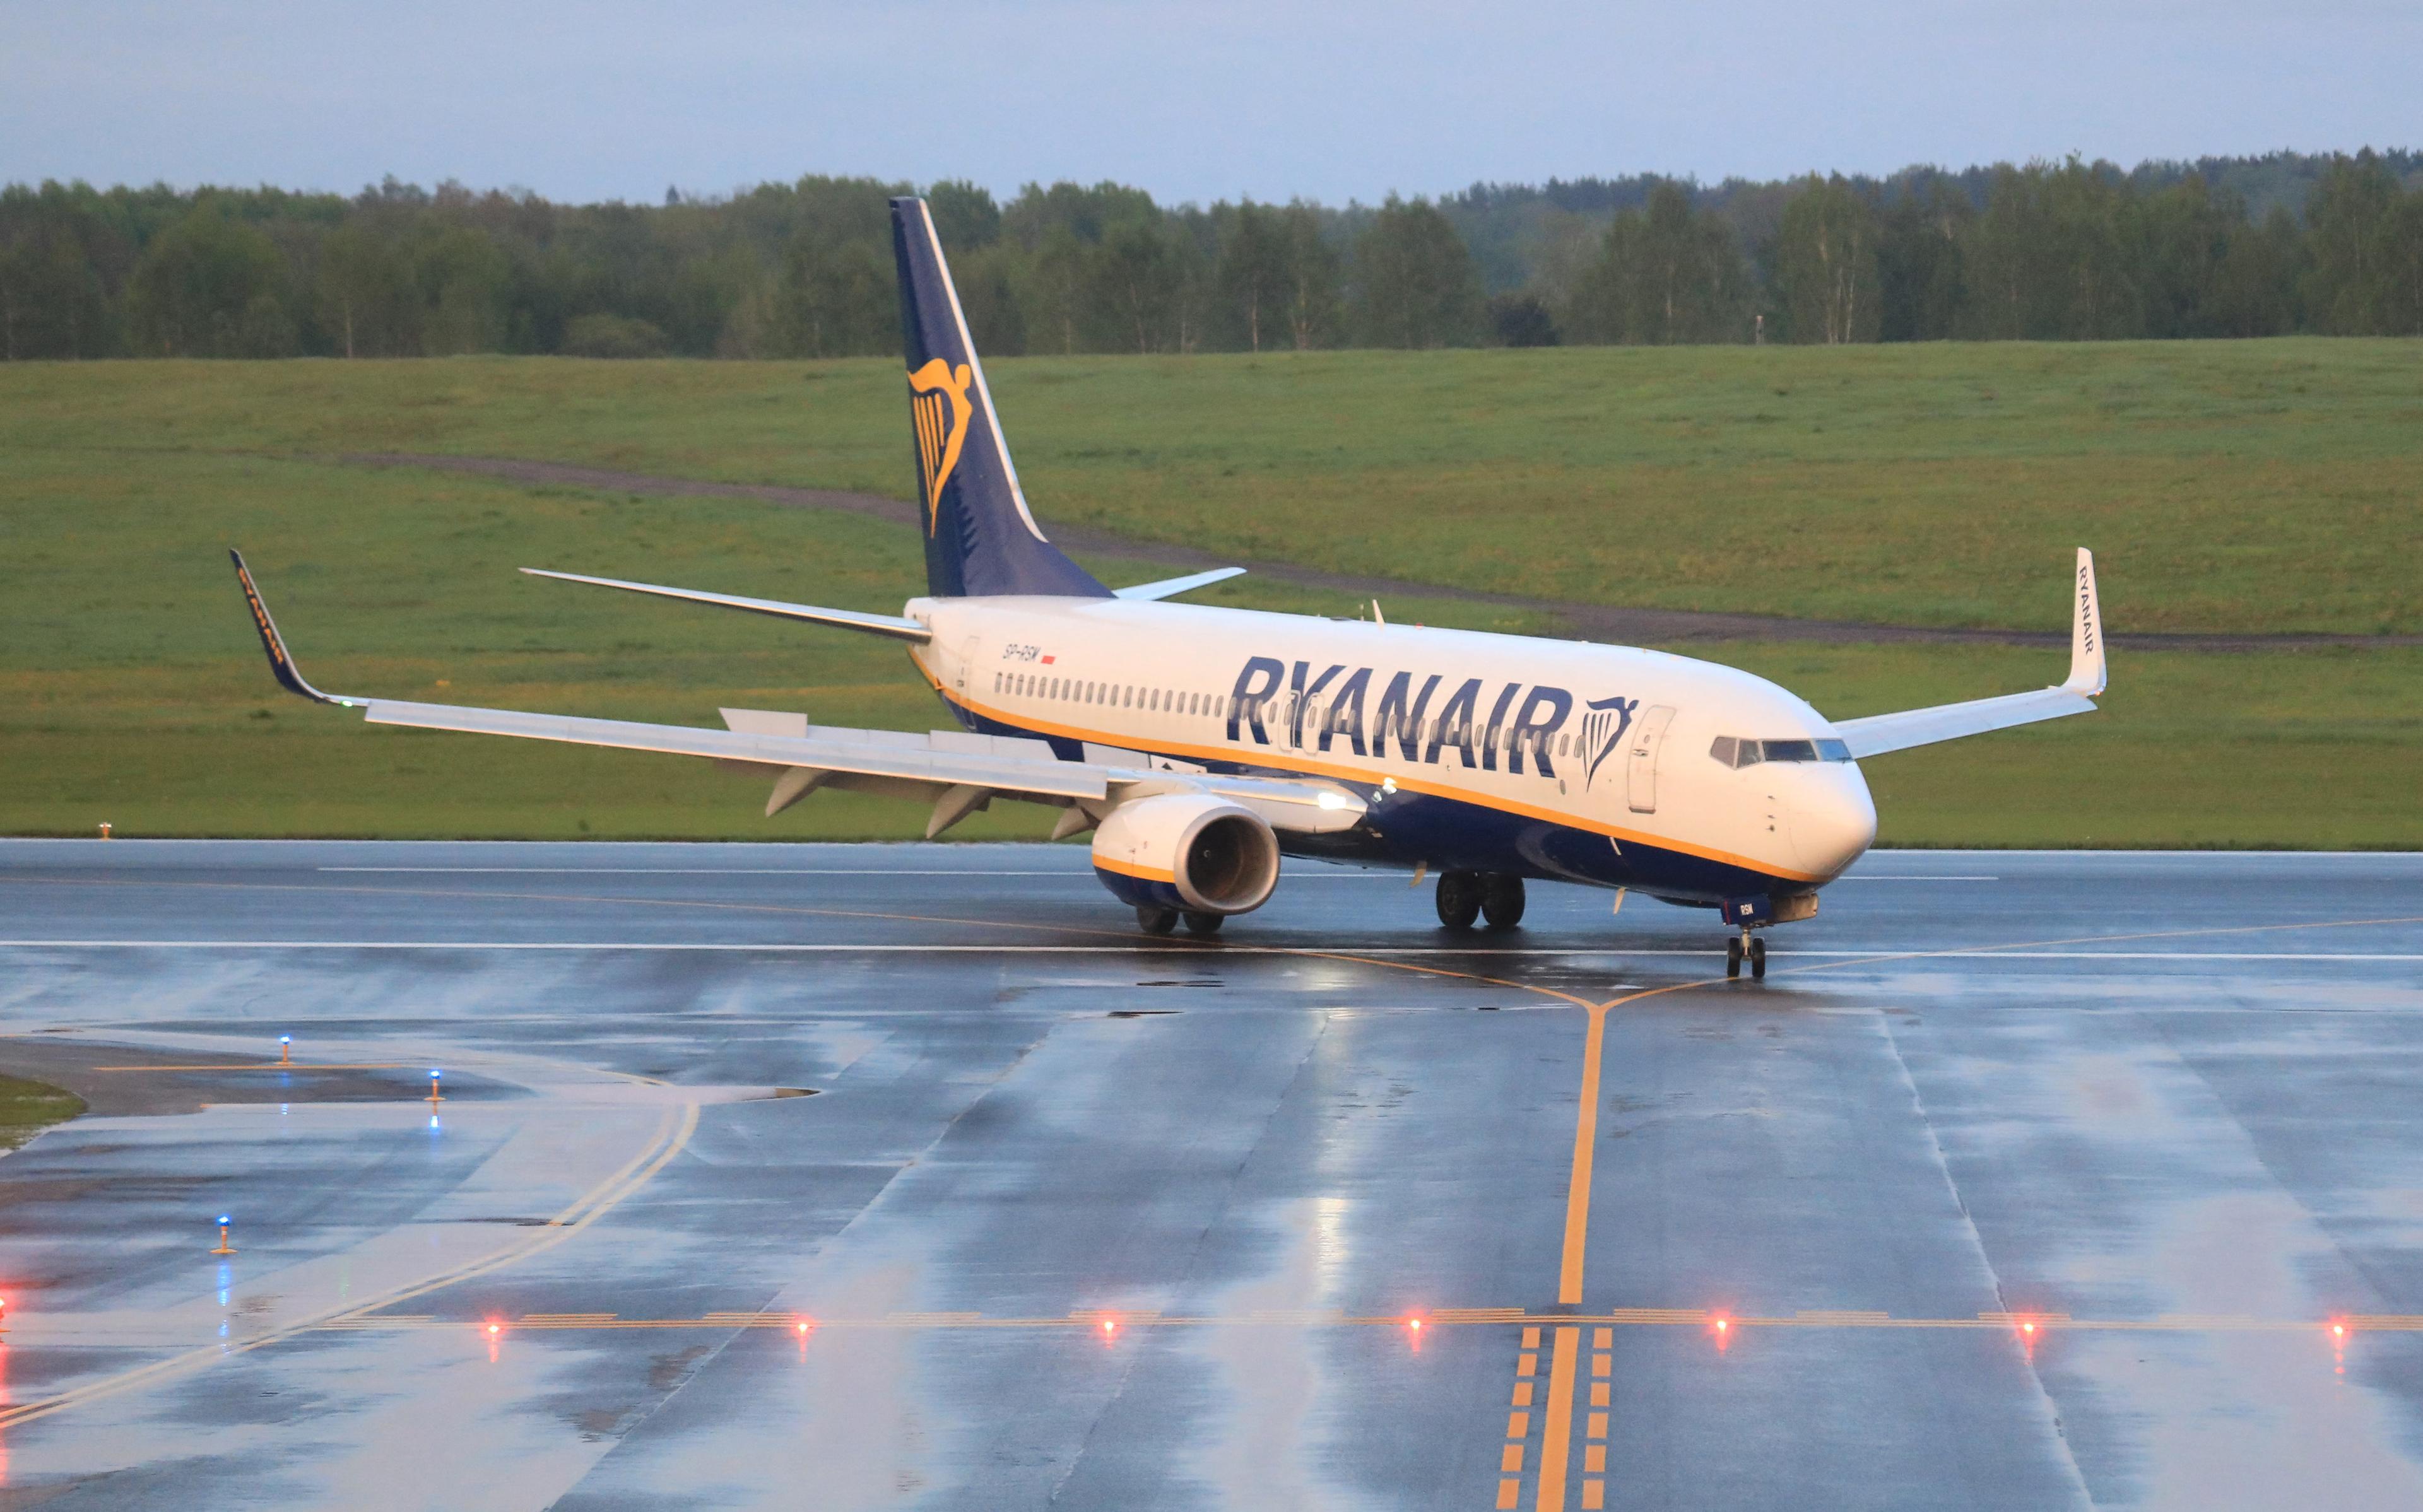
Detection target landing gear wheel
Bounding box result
[1181,911,1225,936]
[1480,874,1527,930]
[1748,936,1767,980]
[1436,870,1483,930]
[1136,905,1178,937]
[1725,936,1744,979]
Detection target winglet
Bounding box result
[229,549,355,706]
[2063,548,2106,696]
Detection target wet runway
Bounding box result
[2,840,2420,1510]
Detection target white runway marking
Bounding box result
[3,941,2417,961]
[305,867,1999,881]
[313,867,1393,877]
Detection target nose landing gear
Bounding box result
[1724,932,1766,981]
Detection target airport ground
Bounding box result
[3,343,2418,845]
[2,841,2421,1510]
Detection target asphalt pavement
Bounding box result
[2,840,2420,1511]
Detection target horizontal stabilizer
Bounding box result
[1114,566,1246,602]
[522,568,931,642]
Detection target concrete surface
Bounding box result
[1,840,2419,1510]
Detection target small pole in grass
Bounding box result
[211,1215,237,1255]
[427,1070,444,1106]
[279,1034,292,1065]
[98,822,112,840]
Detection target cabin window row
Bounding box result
[991,671,1595,759]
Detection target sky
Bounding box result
[3,1,2415,206]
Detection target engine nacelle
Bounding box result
[1090,794,1280,917]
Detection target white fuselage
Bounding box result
[905,595,1877,899]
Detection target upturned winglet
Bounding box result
[229,549,356,706]
[2063,547,2106,696]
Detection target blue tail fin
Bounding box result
[890,197,1109,599]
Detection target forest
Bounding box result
[3,149,2419,361]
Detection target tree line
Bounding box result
[3,149,2418,361]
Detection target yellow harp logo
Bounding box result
[907,358,975,536]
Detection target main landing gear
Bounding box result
[1724,932,1767,981]
[1136,905,1222,937]
[1436,871,1525,931]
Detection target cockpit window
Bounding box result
[1714,736,1853,767]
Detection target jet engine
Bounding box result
[1090,793,1280,918]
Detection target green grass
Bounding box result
[4,339,2417,634]
[0,1075,85,1151]
[3,347,2416,847]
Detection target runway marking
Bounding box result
[89,1062,415,1071]
[308,865,2000,881]
[1535,1325,1580,1510]
[313,867,1401,877]
[11,940,2422,962]
[0,1098,700,1432]
[1581,1328,1612,1509]
[220,1308,2423,1333]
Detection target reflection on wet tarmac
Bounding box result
[0,841,2420,1509]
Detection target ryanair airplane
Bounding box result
[232,197,2106,979]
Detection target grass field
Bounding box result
[0,1075,85,1152]
[3,345,2417,847]
[6,339,2417,634]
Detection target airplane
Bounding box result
[231,195,2107,980]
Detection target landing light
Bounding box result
[1316,791,1348,811]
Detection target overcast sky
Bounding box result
[4,2,2414,205]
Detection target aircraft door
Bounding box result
[954,635,980,693]
[1627,705,1678,813]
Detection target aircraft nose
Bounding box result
[1789,766,1878,877]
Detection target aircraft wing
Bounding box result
[230,551,1364,838]
[1834,549,2108,759]
[518,568,932,642]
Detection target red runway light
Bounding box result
[2022,1322,2036,1335]
[2332,1322,2347,1337]
[1101,1319,1117,1335]
[1408,1317,1423,1332]
[486,1322,501,1335]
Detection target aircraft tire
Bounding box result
[1182,911,1225,935]
[1138,905,1179,936]
[1748,936,1767,980]
[1725,937,1743,979]
[1435,871,1483,930]
[1480,874,1526,930]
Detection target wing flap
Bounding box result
[363,699,1110,800]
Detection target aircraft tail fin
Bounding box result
[890,196,1109,600]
